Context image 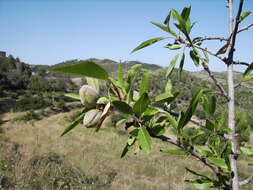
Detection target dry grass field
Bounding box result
[0,109,253,190]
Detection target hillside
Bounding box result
[1,56,253,125]
[1,110,253,190]
[1,56,253,190]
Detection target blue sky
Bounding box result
[0,0,252,72]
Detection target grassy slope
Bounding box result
[1,109,253,190]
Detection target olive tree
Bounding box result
[52,0,253,189]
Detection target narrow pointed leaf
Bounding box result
[131,37,166,53]
[151,22,177,37]
[190,49,200,66]
[164,11,171,25]
[165,43,184,50]
[185,167,210,179]
[117,63,124,87]
[178,89,212,129]
[65,93,80,100]
[243,62,253,77]
[61,112,86,136]
[112,101,133,114]
[138,127,151,153]
[166,54,180,77]
[51,61,109,80]
[181,7,191,20]
[133,93,150,114]
[240,11,251,22]
[165,79,172,93]
[155,92,173,102]
[207,157,228,171]
[139,70,150,96]
[178,53,185,78]
[187,179,214,189]
[121,143,130,158]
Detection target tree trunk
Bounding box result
[227,0,239,189]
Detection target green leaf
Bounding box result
[190,49,200,66]
[165,79,172,93]
[181,6,191,20]
[243,62,253,77]
[205,120,215,132]
[165,43,184,50]
[112,101,133,114]
[155,92,173,102]
[51,61,109,80]
[187,179,214,189]
[150,125,166,136]
[178,53,185,78]
[164,112,177,128]
[86,77,100,91]
[185,167,210,179]
[241,147,253,156]
[116,119,127,127]
[61,112,86,136]
[171,9,192,43]
[138,127,151,153]
[161,149,187,156]
[143,108,158,116]
[240,11,251,22]
[121,143,130,158]
[117,63,124,87]
[203,96,216,116]
[207,157,228,171]
[131,37,166,53]
[97,97,109,105]
[151,22,177,37]
[194,146,212,157]
[166,54,180,77]
[139,70,150,96]
[133,93,150,114]
[65,93,80,100]
[164,11,171,25]
[127,136,136,146]
[208,96,216,115]
[178,89,212,130]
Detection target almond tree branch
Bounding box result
[237,23,253,34]
[201,62,230,101]
[197,37,229,42]
[239,176,253,186]
[227,0,244,189]
[150,134,230,189]
[177,37,226,62]
[155,107,205,127]
[233,61,250,66]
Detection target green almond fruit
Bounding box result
[79,85,100,108]
[83,109,102,128]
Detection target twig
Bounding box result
[196,37,228,42]
[201,62,230,101]
[151,134,230,188]
[239,176,253,186]
[177,37,226,62]
[227,0,244,64]
[233,61,250,66]
[237,23,253,34]
[155,107,205,127]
